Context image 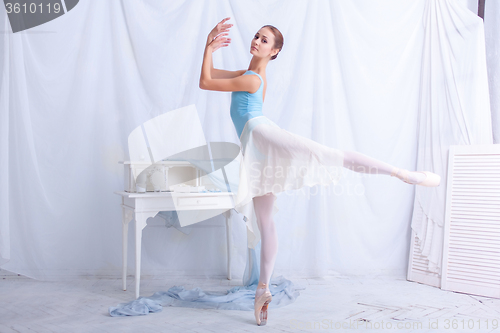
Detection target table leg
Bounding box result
[134,211,156,299]
[122,207,133,291]
[224,210,232,280]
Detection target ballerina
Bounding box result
[199,17,440,326]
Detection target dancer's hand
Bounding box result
[208,33,231,53]
[206,17,233,46]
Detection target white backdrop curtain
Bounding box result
[485,0,500,144]
[409,0,493,275]
[0,0,496,281]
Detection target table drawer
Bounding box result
[176,196,220,207]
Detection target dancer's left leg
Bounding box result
[252,192,278,299]
[252,192,276,326]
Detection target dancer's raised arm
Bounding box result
[199,18,260,93]
[203,18,243,79]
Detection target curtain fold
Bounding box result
[484,0,500,144]
[0,11,10,265]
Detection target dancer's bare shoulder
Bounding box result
[233,70,267,102]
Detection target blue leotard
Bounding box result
[230,70,264,139]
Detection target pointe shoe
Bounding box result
[254,282,272,326]
[390,167,441,187]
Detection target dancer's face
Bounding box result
[251,28,279,59]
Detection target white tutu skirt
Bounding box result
[234,116,345,249]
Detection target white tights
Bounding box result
[253,150,425,298]
[253,192,278,296]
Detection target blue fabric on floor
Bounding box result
[108,241,305,316]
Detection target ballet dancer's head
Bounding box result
[251,25,284,61]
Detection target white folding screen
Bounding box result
[441,144,500,299]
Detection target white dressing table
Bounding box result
[115,191,236,299]
[117,160,237,299]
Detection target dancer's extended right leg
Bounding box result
[252,125,440,187]
[341,150,441,186]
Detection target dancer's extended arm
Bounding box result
[212,67,247,79]
[208,54,246,79]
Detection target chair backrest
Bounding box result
[127,104,207,182]
[126,104,242,227]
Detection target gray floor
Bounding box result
[1,269,499,333]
